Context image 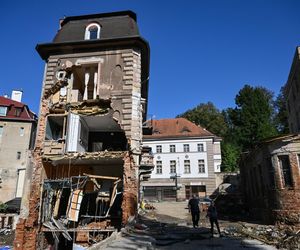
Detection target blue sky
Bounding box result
[0,0,299,119]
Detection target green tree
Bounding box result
[177,102,228,137]
[177,102,240,172]
[0,202,7,212]
[228,85,278,151]
[221,142,240,172]
[274,86,289,134]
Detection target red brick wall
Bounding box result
[121,152,138,225]
[14,99,49,250]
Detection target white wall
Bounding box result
[143,138,216,179]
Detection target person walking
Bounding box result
[206,200,222,237]
[188,194,200,228]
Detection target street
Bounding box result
[94,201,278,250]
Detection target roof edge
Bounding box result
[60,10,137,27]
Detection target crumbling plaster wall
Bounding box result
[45,48,143,153]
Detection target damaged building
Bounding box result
[285,46,300,133]
[240,135,300,225]
[14,11,152,249]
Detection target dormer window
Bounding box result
[85,23,101,40]
[0,106,7,116]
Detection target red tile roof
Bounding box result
[143,118,215,139]
[0,96,36,121]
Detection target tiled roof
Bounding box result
[0,96,36,121]
[143,118,215,139]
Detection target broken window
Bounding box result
[72,66,99,101]
[278,155,293,187]
[46,116,65,140]
[66,113,127,152]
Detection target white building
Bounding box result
[142,118,221,201]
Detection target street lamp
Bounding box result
[170,173,181,201]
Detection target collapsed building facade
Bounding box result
[240,135,300,225]
[14,11,152,249]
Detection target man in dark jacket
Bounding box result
[188,194,200,228]
[207,201,222,237]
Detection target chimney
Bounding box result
[11,90,23,102]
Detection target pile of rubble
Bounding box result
[224,223,300,249]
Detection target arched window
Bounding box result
[85,23,101,40]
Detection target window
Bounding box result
[198,159,205,173]
[278,155,293,187]
[183,144,190,152]
[156,145,162,153]
[17,151,21,160]
[170,145,176,153]
[15,108,22,117]
[45,116,64,140]
[156,161,162,174]
[0,126,3,136]
[197,143,204,152]
[184,160,190,173]
[170,160,176,174]
[20,127,24,136]
[0,106,7,116]
[85,23,101,40]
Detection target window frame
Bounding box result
[15,107,22,117]
[198,159,205,173]
[183,144,190,152]
[170,160,176,174]
[184,160,191,174]
[156,160,162,174]
[0,106,8,116]
[156,145,162,153]
[197,143,204,152]
[20,127,25,136]
[84,23,101,40]
[278,155,293,188]
[170,144,176,153]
